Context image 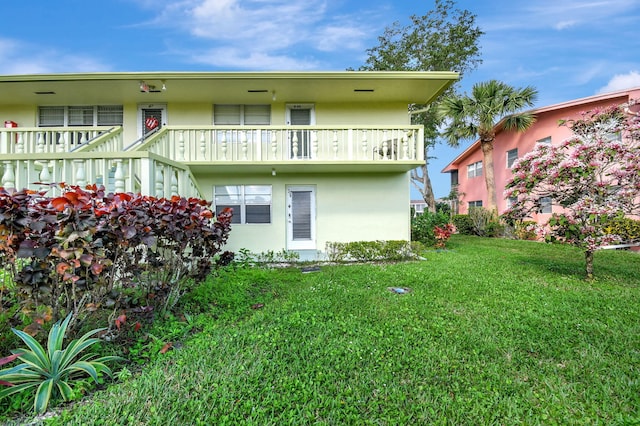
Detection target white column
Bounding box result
[114,160,125,193]
[199,130,206,159]
[241,131,248,160]
[178,130,185,161]
[170,171,178,197]
[155,166,164,198]
[74,160,86,187]
[311,131,318,159]
[39,162,52,192]
[361,130,368,160]
[221,132,228,161]
[271,132,278,160]
[2,161,16,189]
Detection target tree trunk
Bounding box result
[585,249,594,280]
[480,140,497,212]
[410,164,437,213]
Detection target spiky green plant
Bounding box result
[0,314,123,414]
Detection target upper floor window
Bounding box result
[506,148,518,168]
[214,185,272,224]
[38,105,123,127]
[467,161,483,178]
[536,136,551,145]
[214,105,270,125]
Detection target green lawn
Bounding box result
[30,236,640,424]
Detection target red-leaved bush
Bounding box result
[0,184,233,325]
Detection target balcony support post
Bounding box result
[2,161,16,189]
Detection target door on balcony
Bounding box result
[138,104,166,138]
[286,104,315,159]
[287,186,316,250]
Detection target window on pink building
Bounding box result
[467,161,483,178]
[507,149,518,168]
[536,136,551,144]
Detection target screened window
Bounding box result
[38,105,123,127]
[214,185,272,224]
[539,197,552,214]
[507,148,518,168]
[97,106,124,126]
[467,161,483,178]
[214,105,270,125]
[469,200,483,208]
[536,136,552,144]
[38,106,65,127]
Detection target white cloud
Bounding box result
[597,71,640,94]
[145,0,376,69]
[0,38,108,74]
[190,47,320,70]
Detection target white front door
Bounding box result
[138,104,167,138]
[287,186,316,250]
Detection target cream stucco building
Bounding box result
[0,71,457,258]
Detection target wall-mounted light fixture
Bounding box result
[271,168,276,176]
[272,90,277,101]
[161,80,167,91]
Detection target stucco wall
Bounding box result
[194,171,411,257]
[451,92,636,216]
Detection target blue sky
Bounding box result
[1,0,639,198]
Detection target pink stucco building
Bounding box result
[442,87,640,223]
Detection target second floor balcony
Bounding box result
[2,124,425,171]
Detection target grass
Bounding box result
[11,236,640,425]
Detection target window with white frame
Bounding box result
[467,161,483,178]
[214,105,271,146]
[506,148,518,168]
[536,136,551,144]
[538,197,552,213]
[38,105,123,127]
[213,105,270,125]
[468,200,483,209]
[214,185,272,224]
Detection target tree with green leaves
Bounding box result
[438,80,538,211]
[359,0,483,212]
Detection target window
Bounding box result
[214,105,270,125]
[450,170,459,186]
[506,197,518,209]
[468,200,483,209]
[214,105,271,146]
[506,148,518,168]
[214,185,272,224]
[467,161,483,178]
[536,136,551,144]
[538,197,552,214]
[38,105,123,127]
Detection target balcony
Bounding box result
[0,124,423,197]
[134,125,425,173]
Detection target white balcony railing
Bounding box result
[133,125,425,163]
[0,153,203,199]
[0,126,124,155]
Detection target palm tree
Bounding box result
[438,80,538,211]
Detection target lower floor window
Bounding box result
[214,185,272,224]
[468,200,483,209]
[538,197,552,214]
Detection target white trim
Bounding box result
[286,185,316,250]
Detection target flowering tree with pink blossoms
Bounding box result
[504,101,640,279]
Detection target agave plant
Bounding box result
[0,314,123,414]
